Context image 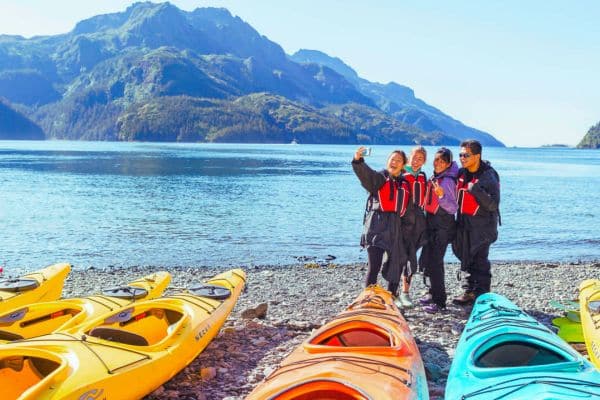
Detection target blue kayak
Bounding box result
[446,293,600,399]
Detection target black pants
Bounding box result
[420,212,455,307]
[465,244,492,295]
[366,246,399,295]
[420,239,449,307]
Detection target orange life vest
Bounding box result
[456,174,480,216]
[403,171,427,208]
[377,177,409,216]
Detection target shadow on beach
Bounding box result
[145,320,306,400]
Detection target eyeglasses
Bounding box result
[459,153,472,158]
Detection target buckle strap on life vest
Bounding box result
[403,171,427,208]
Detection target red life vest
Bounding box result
[424,179,440,215]
[457,174,480,216]
[403,171,427,208]
[377,177,409,216]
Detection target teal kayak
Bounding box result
[446,293,600,399]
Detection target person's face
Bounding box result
[387,153,405,177]
[459,146,480,169]
[433,155,450,174]
[410,151,426,171]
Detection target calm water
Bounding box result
[1,141,599,272]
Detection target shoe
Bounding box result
[423,303,446,314]
[400,292,414,308]
[419,295,433,305]
[393,296,404,310]
[452,292,476,306]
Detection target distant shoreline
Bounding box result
[540,143,571,148]
[60,259,599,272]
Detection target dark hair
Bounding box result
[436,147,453,164]
[389,150,407,164]
[460,139,482,155]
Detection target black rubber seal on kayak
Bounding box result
[0,278,40,292]
[189,284,231,300]
[102,286,148,300]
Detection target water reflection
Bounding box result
[0,149,344,176]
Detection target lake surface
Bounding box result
[1,141,599,272]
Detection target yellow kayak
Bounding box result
[579,279,600,368]
[0,271,171,342]
[0,264,71,314]
[0,268,245,400]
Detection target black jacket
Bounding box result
[401,186,427,276]
[452,160,500,267]
[352,158,408,283]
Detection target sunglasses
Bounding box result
[459,153,473,158]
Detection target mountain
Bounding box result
[0,2,497,145]
[577,121,600,149]
[114,93,455,144]
[291,49,504,146]
[0,99,44,139]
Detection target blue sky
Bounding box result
[1,1,599,147]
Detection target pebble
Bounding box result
[199,367,216,381]
[59,261,598,399]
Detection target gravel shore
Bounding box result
[61,261,599,400]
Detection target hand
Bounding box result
[432,180,444,197]
[354,146,366,161]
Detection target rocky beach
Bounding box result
[60,261,599,400]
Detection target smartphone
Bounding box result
[361,147,372,156]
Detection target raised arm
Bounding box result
[351,147,385,194]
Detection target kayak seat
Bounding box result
[0,330,24,341]
[89,327,149,346]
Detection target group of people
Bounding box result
[352,140,500,313]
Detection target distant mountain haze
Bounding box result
[0,1,501,145]
[290,49,504,146]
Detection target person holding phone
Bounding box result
[352,146,409,300]
[418,147,458,313]
[398,146,428,308]
[452,140,500,305]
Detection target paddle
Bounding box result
[552,316,584,343]
[549,299,579,311]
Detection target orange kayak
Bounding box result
[246,285,429,400]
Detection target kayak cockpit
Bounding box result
[0,305,82,343]
[87,307,184,346]
[475,340,569,367]
[271,380,370,400]
[0,350,65,399]
[303,320,409,356]
[471,333,581,376]
[311,322,391,347]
